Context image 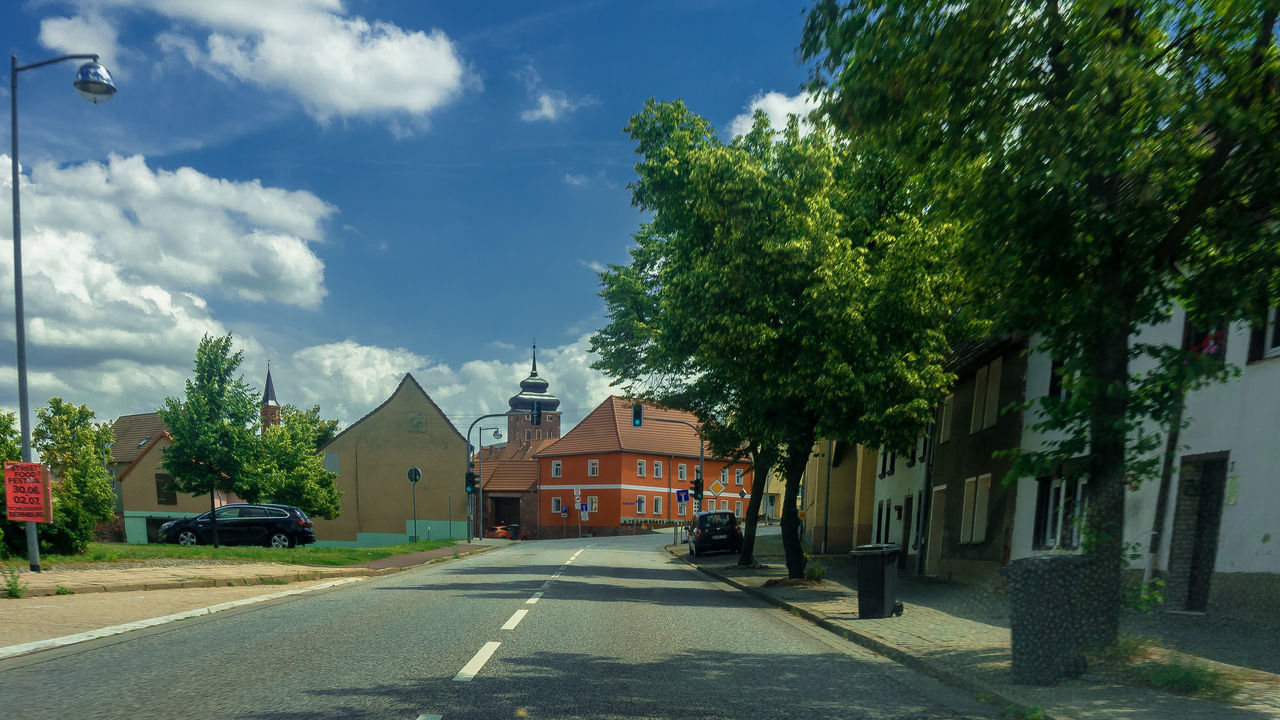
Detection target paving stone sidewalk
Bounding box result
[679,550,1280,720]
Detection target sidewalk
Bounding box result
[676,548,1280,720]
[0,541,505,654]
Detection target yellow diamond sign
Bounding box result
[709,479,725,496]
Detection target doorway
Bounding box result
[899,496,914,569]
[1166,456,1228,612]
[492,497,521,526]
[925,486,946,575]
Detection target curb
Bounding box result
[665,544,1057,720]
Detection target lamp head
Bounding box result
[492,429,503,440]
[73,61,116,103]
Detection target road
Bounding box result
[0,534,993,719]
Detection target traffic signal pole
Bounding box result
[642,413,705,514]
[465,412,512,542]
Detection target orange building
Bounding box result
[534,397,754,538]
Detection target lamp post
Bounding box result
[465,413,509,542]
[477,426,502,538]
[10,53,115,572]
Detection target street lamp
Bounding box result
[10,53,115,572]
[477,427,502,538]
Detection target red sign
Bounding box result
[4,462,52,523]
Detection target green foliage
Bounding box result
[0,540,456,568]
[158,334,262,516]
[593,99,968,577]
[55,585,72,595]
[802,0,1280,647]
[803,560,827,581]
[1000,704,1046,720]
[34,398,116,555]
[0,411,19,463]
[251,405,342,519]
[2,567,26,598]
[1099,633,1157,665]
[1129,660,1238,701]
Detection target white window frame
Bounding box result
[636,496,646,515]
[551,497,562,513]
[678,500,688,516]
[960,477,976,543]
[1039,477,1087,550]
[720,468,728,483]
[588,496,599,513]
[735,500,742,517]
[735,468,744,485]
[637,459,646,477]
[653,495,662,515]
[720,500,729,511]
[960,474,993,544]
[551,460,562,478]
[678,464,687,481]
[587,459,599,477]
[970,366,988,434]
[654,461,663,479]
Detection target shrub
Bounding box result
[804,560,826,581]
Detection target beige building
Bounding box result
[801,439,877,554]
[315,373,469,546]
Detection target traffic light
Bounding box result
[465,470,477,493]
[691,465,703,500]
[632,402,643,427]
[530,401,542,426]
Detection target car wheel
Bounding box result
[176,529,199,546]
[268,531,293,549]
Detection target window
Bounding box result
[735,469,744,485]
[653,495,662,515]
[1183,317,1227,362]
[959,474,993,544]
[587,459,599,477]
[636,496,646,515]
[1248,306,1280,362]
[940,394,954,443]
[889,452,896,476]
[678,464,686,482]
[735,500,742,517]
[654,461,663,479]
[551,460,562,478]
[1034,475,1088,550]
[551,497,562,513]
[536,429,542,439]
[637,459,646,477]
[720,500,729,511]
[588,496,599,513]
[155,474,177,505]
[720,468,728,483]
[678,500,688,516]
[525,429,531,440]
[1048,357,1070,401]
[969,359,1002,433]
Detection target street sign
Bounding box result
[561,509,568,518]
[738,489,746,498]
[573,487,580,496]
[709,479,725,496]
[676,489,689,502]
[580,511,589,521]
[4,462,51,523]
[407,467,422,484]
[579,502,588,511]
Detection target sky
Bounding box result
[1,0,818,443]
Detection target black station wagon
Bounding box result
[158,503,316,548]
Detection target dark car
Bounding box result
[158,503,316,549]
[687,510,742,557]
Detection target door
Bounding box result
[899,496,914,570]
[1167,457,1228,612]
[210,506,245,545]
[236,506,271,545]
[925,487,946,575]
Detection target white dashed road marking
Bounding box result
[501,609,528,630]
[454,641,502,682]
[526,592,543,604]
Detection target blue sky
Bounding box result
[2,0,816,437]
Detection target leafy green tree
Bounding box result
[0,412,18,463]
[33,398,117,554]
[593,100,965,577]
[802,1,1280,647]
[250,405,342,519]
[159,334,261,547]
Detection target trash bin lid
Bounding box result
[851,542,902,556]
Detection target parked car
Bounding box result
[484,524,521,540]
[687,510,742,556]
[158,504,316,548]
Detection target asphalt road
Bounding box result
[0,534,993,719]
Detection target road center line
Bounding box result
[453,641,502,682]
[501,609,529,630]
[526,592,543,604]
[416,715,443,720]
[571,549,583,559]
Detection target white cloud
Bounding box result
[516,64,595,123]
[43,0,474,129]
[729,91,819,138]
[38,11,122,69]
[578,259,606,274]
[563,173,588,186]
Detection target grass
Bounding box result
[0,539,458,569]
[1093,633,1241,702]
[2,567,27,598]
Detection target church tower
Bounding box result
[261,364,281,429]
[506,342,561,442]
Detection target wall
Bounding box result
[120,436,224,543]
[312,380,468,544]
[801,440,874,554]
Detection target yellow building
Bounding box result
[314,373,469,546]
[800,439,878,554]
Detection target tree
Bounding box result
[592,100,965,577]
[803,1,1280,647]
[250,405,342,519]
[32,399,117,554]
[159,334,261,547]
[0,411,19,553]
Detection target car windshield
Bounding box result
[701,514,734,529]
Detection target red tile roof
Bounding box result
[109,412,168,464]
[536,396,718,460]
[476,439,556,492]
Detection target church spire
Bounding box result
[531,338,537,374]
[261,362,281,429]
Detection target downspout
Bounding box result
[822,438,833,555]
[916,421,936,576]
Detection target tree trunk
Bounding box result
[1081,324,1132,652]
[779,440,812,578]
[210,488,221,548]
[738,445,776,566]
